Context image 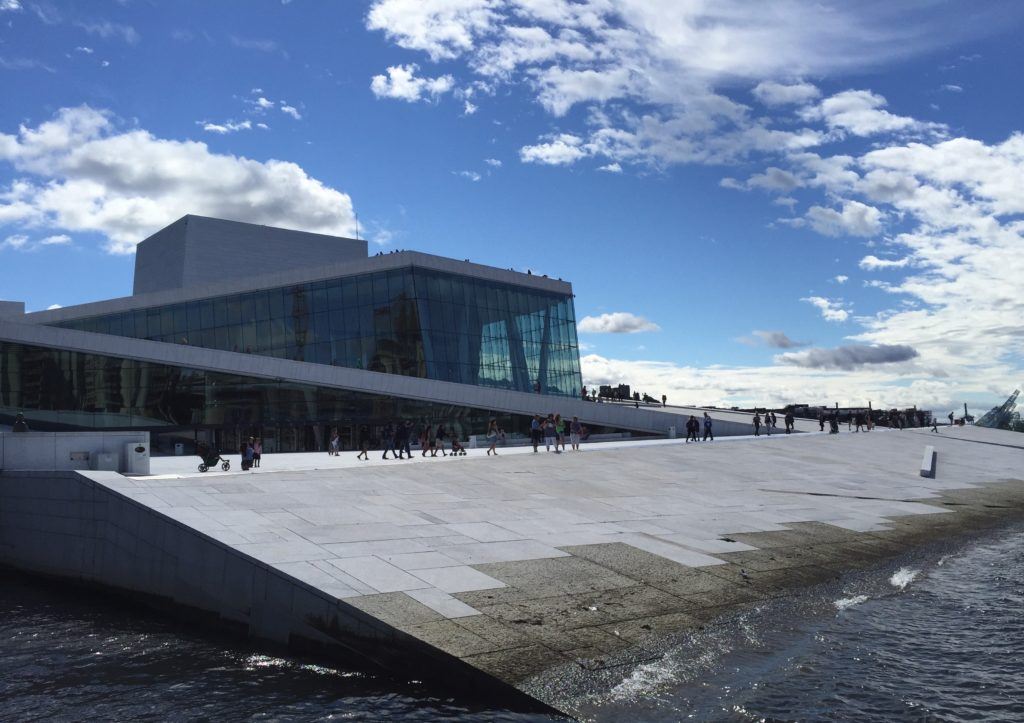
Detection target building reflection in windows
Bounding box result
[52,268,582,397]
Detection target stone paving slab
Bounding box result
[99,424,1024,711]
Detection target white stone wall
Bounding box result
[0,470,524,697]
[0,431,150,474]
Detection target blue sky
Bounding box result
[2,0,1023,413]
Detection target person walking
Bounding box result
[486,419,499,455]
[765,411,772,436]
[531,415,541,453]
[931,417,939,433]
[784,411,794,434]
[356,425,370,460]
[435,423,447,457]
[399,420,413,459]
[686,415,699,443]
[703,412,714,441]
[253,437,263,467]
[818,412,825,432]
[419,423,430,456]
[662,394,667,407]
[948,411,955,427]
[770,411,778,430]
[425,423,438,457]
[543,415,557,452]
[753,413,761,436]
[570,416,582,450]
[381,421,395,459]
[329,428,340,456]
[555,414,566,451]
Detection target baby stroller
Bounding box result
[197,444,230,473]
[449,437,467,456]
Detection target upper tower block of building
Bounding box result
[133,215,367,296]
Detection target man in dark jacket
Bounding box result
[12,413,29,432]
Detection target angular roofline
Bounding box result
[24,250,573,324]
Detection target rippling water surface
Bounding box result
[2,527,1022,722]
[580,527,1024,721]
[0,576,559,722]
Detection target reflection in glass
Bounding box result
[52,268,582,397]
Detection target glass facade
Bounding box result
[0,341,608,454]
[52,267,582,397]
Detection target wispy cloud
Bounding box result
[228,34,278,52]
[0,56,55,72]
[78,21,140,44]
[776,344,919,370]
[198,119,253,134]
[739,330,809,349]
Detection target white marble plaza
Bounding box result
[103,426,1020,621]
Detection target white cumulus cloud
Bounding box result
[801,89,945,138]
[520,133,587,166]
[752,80,821,106]
[578,312,660,334]
[279,102,302,120]
[802,296,850,323]
[805,200,883,237]
[0,106,356,254]
[370,63,455,102]
[859,254,910,270]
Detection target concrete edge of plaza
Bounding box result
[0,318,805,437]
[0,468,560,714]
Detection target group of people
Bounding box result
[529,413,584,453]
[332,421,476,461]
[239,437,262,470]
[684,413,714,442]
[753,410,796,436]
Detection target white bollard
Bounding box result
[919,446,937,478]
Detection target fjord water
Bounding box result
[2,527,1022,722]
[579,526,1024,722]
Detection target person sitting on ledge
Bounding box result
[12,412,29,433]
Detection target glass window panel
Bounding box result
[186,302,201,331]
[357,278,373,306]
[172,305,187,333]
[199,300,215,328]
[264,289,282,319]
[240,294,256,323]
[241,323,256,352]
[225,297,242,326]
[326,282,343,311]
[342,306,359,334]
[437,276,452,302]
[373,273,390,302]
[313,312,330,344]
[213,298,228,326]
[253,292,270,321]
[342,281,357,309]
